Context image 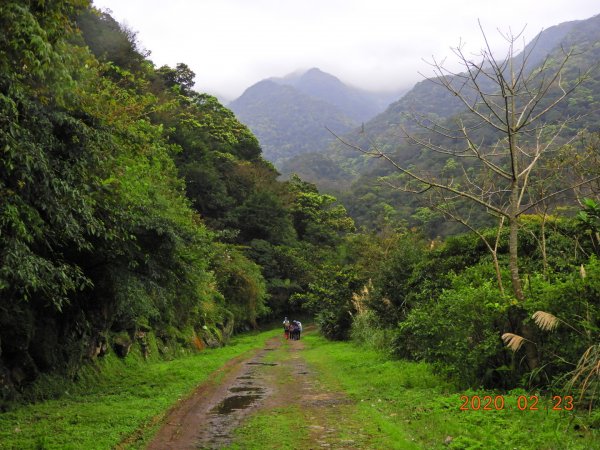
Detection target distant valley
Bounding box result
[231,14,600,233]
[228,68,405,169]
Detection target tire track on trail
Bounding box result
[146,336,280,449]
[145,329,366,449]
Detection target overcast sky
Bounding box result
[92,0,598,102]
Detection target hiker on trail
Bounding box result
[296,321,302,340]
[289,321,297,340]
[291,320,301,340]
[283,317,290,340]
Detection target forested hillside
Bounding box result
[289,12,600,410]
[229,68,400,168]
[0,1,354,404]
[285,14,600,234]
[229,78,356,167]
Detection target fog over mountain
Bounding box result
[280,13,600,230]
[269,68,401,122]
[229,9,600,185]
[229,68,405,167]
[93,0,600,102]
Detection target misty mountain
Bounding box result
[229,68,403,167]
[285,14,600,195]
[354,15,589,144]
[271,68,399,122]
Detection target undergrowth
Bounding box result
[301,334,600,450]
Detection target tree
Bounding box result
[156,63,196,94]
[289,175,355,246]
[334,24,599,370]
[292,264,363,340]
[76,7,148,73]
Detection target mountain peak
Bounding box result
[229,67,401,168]
[299,67,341,84]
[302,67,330,77]
[303,67,323,74]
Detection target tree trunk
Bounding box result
[508,213,539,371]
[520,322,539,372]
[508,215,524,301]
[492,250,504,295]
[541,211,548,278]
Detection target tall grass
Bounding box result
[349,280,394,354]
[350,310,393,354]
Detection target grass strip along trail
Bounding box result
[0,329,280,450]
[301,334,600,449]
[229,332,600,450]
[1,328,599,449]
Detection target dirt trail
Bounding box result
[146,330,364,449]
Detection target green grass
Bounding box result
[301,333,600,450]
[227,406,309,450]
[228,332,419,450]
[7,329,598,449]
[0,328,280,450]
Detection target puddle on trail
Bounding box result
[211,394,263,415]
[229,386,264,393]
[195,351,278,449]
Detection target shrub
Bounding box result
[395,263,514,388]
[350,310,393,354]
[292,265,363,340]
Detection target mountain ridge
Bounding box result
[284,14,600,193]
[229,67,405,167]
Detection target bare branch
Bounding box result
[518,175,600,216]
[327,127,507,216]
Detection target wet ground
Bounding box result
[146,340,282,449]
[145,332,362,449]
[197,348,277,448]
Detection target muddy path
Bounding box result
[146,330,364,449]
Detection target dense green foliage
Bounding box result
[298,210,600,402]
[0,1,355,404]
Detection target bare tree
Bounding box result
[332,24,599,370]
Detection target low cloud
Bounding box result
[93,0,599,100]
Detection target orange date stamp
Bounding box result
[459,394,574,411]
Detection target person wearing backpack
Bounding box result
[289,321,296,340]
